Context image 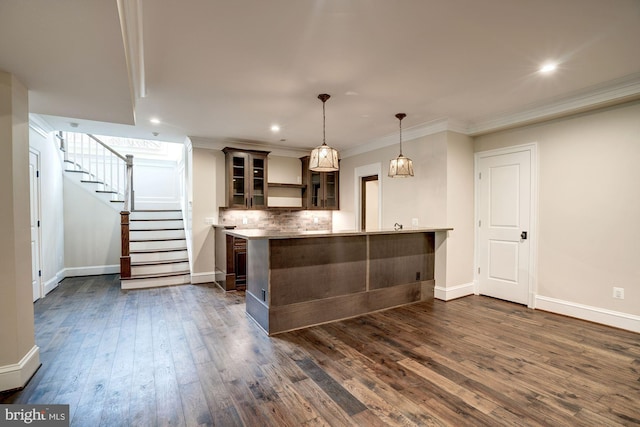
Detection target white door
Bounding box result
[29,150,42,302]
[477,148,532,305]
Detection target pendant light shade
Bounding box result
[388,113,414,178]
[309,93,339,172]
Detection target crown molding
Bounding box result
[468,72,640,135]
[189,136,310,158]
[29,114,55,137]
[117,0,145,108]
[341,73,640,158]
[340,118,469,159]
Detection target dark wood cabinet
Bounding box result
[224,234,247,290]
[223,147,269,209]
[301,156,339,210]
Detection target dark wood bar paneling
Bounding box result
[369,233,434,290]
[227,228,448,335]
[270,281,431,333]
[269,236,367,306]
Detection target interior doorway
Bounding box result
[476,144,536,307]
[29,149,43,302]
[361,175,379,231]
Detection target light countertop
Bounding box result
[223,227,452,240]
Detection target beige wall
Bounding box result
[337,131,475,290]
[190,147,222,275]
[0,71,38,390]
[446,132,475,288]
[475,101,640,316]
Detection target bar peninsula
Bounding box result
[225,227,452,335]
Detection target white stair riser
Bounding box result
[130,219,184,230]
[132,262,190,276]
[131,211,182,220]
[121,274,191,290]
[130,229,185,240]
[130,239,186,251]
[131,250,188,263]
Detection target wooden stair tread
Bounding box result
[130,237,186,242]
[132,259,189,267]
[131,247,187,253]
[133,209,181,212]
[131,227,185,231]
[96,190,118,194]
[81,180,105,184]
[121,270,190,280]
[131,218,183,222]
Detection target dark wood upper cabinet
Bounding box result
[223,148,269,209]
[301,156,339,210]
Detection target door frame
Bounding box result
[474,143,539,308]
[360,175,379,230]
[353,163,382,231]
[29,148,43,301]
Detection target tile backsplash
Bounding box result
[219,209,332,232]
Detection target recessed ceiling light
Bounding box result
[271,124,280,132]
[69,122,79,128]
[150,117,161,124]
[345,91,359,96]
[539,63,557,74]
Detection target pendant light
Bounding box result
[388,113,414,178]
[309,93,339,172]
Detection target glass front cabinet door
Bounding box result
[301,156,339,210]
[223,148,269,209]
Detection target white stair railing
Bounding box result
[60,131,134,211]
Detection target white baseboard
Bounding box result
[43,269,65,295]
[0,345,40,392]
[64,265,119,277]
[434,282,475,301]
[191,271,215,284]
[535,295,640,333]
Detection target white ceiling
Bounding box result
[1,0,639,156]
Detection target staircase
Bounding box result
[59,131,192,290]
[61,132,131,208]
[121,210,191,289]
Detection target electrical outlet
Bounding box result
[313,216,319,224]
[411,218,419,227]
[242,216,248,225]
[613,287,624,299]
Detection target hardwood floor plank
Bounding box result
[2,275,638,426]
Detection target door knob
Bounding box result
[521,231,528,240]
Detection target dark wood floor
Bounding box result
[2,275,639,426]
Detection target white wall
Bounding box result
[29,127,65,293]
[133,158,181,210]
[63,175,120,275]
[475,101,640,319]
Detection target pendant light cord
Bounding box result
[323,99,326,146]
[396,113,406,156]
[399,117,403,156]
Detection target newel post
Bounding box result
[120,211,131,278]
